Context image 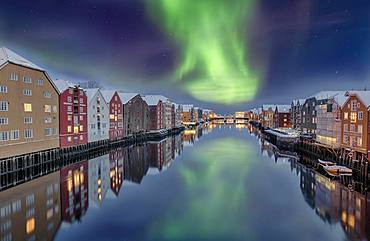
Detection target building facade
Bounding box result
[55,80,88,148]
[0,47,59,159]
[291,99,305,129]
[181,104,195,125]
[261,105,276,128]
[119,93,150,136]
[274,105,292,128]
[142,95,165,130]
[85,88,109,143]
[341,91,370,160]
[101,91,123,140]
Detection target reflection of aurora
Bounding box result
[146,0,259,104]
[149,138,256,240]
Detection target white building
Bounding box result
[85,88,109,143]
[88,154,110,207]
[173,103,183,127]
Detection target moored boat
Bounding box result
[323,165,352,177]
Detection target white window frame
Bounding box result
[9,73,18,81]
[10,130,19,140]
[0,86,8,93]
[0,101,8,111]
[24,129,33,139]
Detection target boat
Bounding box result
[323,165,352,177]
[318,159,336,167]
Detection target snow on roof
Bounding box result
[142,95,169,106]
[53,79,77,93]
[292,99,306,105]
[275,105,291,113]
[101,90,117,102]
[118,92,139,104]
[309,91,345,101]
[347,91,370,107]
[85,88,99,100]
[262,105,276,111]
[0,47,44,71]
[182,104,194,112]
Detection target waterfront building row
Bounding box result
[0,47,208,159]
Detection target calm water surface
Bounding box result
[0,125,369,241]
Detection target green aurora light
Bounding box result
[146,0,259,105]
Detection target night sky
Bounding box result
[0,0,369,113]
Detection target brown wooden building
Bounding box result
[0,47,60,159]
[274,105,292,128]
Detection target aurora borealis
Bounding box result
[0,0,368,112]
[146,0,259,104]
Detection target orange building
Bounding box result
[0,47,60,159]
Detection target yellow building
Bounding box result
[0,47,60,159]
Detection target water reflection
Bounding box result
[0,125,369,241]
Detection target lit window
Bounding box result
[26,218,35,234]
[350,112,357,123]
[74,126,79,134]
[80,135,83,140]
[357,137,363,147]
[24,103,32,112]
[44,105,51,113]
[80,115,83,121]
[344,112,348,120]
[67,136,72,142]
[0,86,8,93]
[0,101,8,111]
[67,126,72,133]
[358,124,363,133]
[9,73,18,81]
[79,125,83,132]
[68,115,72,121]
[110,114,115,119]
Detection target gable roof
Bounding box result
[275,105,291,113]
[262,105,276,111]
[346,91,370,107]
[118,92,139,104]
[0,47,44,71]
[101,90,117,102]
[182,104,194,112]
[53,79,78,93]
[85,88,99,100]
[142,95,168,106]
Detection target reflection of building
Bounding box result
[88,154,110,207]
[148,140,166,173]
[0,172,61,241]
[60,161,89,223]
[109,148,124,196]
[123,145,149,183]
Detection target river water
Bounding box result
[0,124,369,241]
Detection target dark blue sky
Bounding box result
[0,0,369,113]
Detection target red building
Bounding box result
[142,95,165,130]
[101,90,123,140]
[60,160,89,223]
[274,105,292,128]
[54,80,87,147]
[109,148,123,196]
[171,104,176,128]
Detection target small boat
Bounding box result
[323,165,352,177]
[318,159,336,167]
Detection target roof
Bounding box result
[275,105,291,113]
[182,104,194,112]
[292,99,306,105]
[118,92,139,104]
[309,91,346,101]
[85,88,99,100]
[142,95,168,106]
[347,91,370,107]
[53,79,77,93]
[0,47,44,71]
[101,90,117,102]
[262,105,276,111]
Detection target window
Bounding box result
[344,112,348,120]
[23,76,32,83]
[24,103,32,112]
[24,129,33,139]
[67,106,72,112]
[0,101,8,111]
[36,79,44,86]
[24,117,32,124]
[79,125,83,132]
[43,91,51,98]
[358,137,363,147]
[80,106,83,112]
[358,111,363,120]
[9,73,18,81]
[67,115,72,121]
[44,105,51,113]
[44,117,52,123]
[80,135,83,140]
[23,89,32,96]
[343,135,348,144]
[358,124,363,133]
[80,115,83,121]
[0,117,8,125]
[67,126,72,133]
[0,86,8,93]
[53,106,57,113]
[67,96,72,102]
[80,98,83,103]
[67,136,72,142]
[344,124,348,132]
[350,124,355,132]
[44,128,53,136]
[0,131,8,141]
[10,130,19,140]
[351,100,357,111]
[350,112,357,123]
